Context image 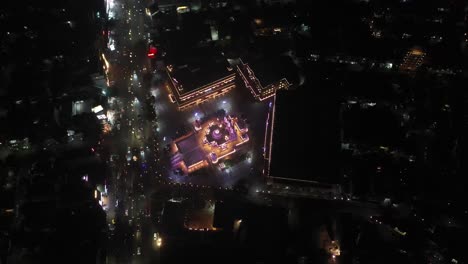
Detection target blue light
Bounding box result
[222,100,226,104]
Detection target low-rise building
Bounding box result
[165,48,236,110]
[237,59,290,101]
[399,47,426,72]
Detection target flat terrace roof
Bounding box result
[175,133,205,167]
[167,47,232,93]
[246,56,296,87]
[269,87,340,184]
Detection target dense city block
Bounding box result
[1,0,468,263]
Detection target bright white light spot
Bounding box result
[92,105,104,113]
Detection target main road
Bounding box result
[101,0,163,263]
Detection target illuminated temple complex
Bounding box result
[171,114,249,173]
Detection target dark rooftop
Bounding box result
[176,133,205,167]
[245,55,298,87]
[168,46,232,93]
[269,84,340,184]
[162,201,186,233]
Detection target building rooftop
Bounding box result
[269,89,307,181]
[162,201,186,233]
[175,133,206,167]
[245,56,297,87]
[269,86,340,184]
[171,113,248,173]
[167,46,232,93]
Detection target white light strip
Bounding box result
[266,95,276,176]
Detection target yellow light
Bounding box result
[156,237,162,247]
[94,190,98,199]
[101,54,110,69]
[234,219,242,229]
[176,6,189,13]
[410,49,424,56]
[329,241,341,256]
